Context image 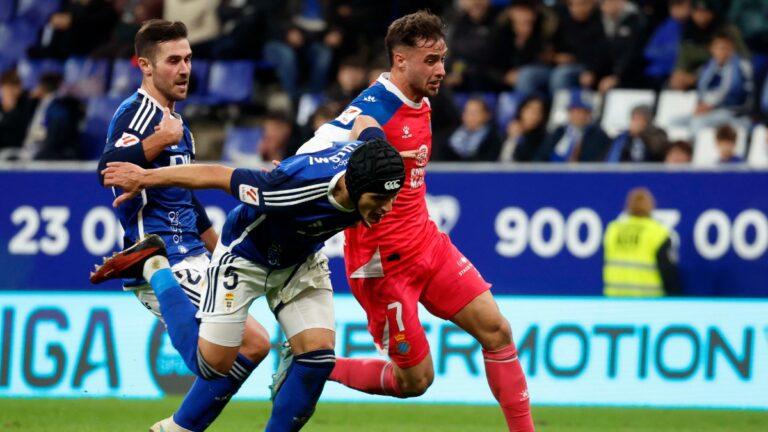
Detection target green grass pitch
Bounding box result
[0,398,765,431]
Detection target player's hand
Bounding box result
[154,108,183,147]
[101,162,146,207]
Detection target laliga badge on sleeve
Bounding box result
[115,132,140,147]
[239,184,260,206]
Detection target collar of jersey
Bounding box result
[377,73,423,110]
[327,171,355,213]
[137,88,183,122]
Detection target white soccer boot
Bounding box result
[149,416,193,432]
[269,341,294,401]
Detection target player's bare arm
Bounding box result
[102,162,234,207]
[351,115,417,160]
[141,108,184,161]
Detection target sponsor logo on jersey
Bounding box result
[384,180,401,190]
[415,144,429,167]
[402,125,412,139]
[115,132,140,147]
[239,185,260,206]
[336,106,362,125]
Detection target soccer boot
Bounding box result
[90,234,167,284]
[269,341,294,401]
[149,416,192,432]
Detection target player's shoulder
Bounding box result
[109,89,163,137]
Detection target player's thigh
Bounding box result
[420,234,491,320]
[133,253,209,320]
[349,274,431,370]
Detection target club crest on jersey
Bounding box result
[394,333,410,354]
[415,144,429,167]
[239,185,260,206]
[402,125,412,139]
[336,106,362,125]
[115,132,140,147]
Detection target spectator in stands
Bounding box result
[603,187,681,297]
[536,91,611,162]
[728,0,768,56]
[263,3,335,99]
[208,1,277,59]
[499,95,548,162]
[325,1,391,60]
[490,1,551,95]
[550,0,612,93]
[664,140,693,163]
[29,0,119,59]
[164,0,221,57]
[644,0,691,88]
[691,30,753,133]
[605,105,668,162]
[669,0,747,91]
[598,0,646,92]
[715,124,744,163]
[0,70,36,155]
[20,73,83,161]
[445,0,498,91]
[259,111,299,160]
[326,56,368,108]
[93,0,163,58]
[437,97,501,161]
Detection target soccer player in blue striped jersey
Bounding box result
[96,123,405,431]
[96,20,270,432]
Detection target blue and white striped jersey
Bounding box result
[223,140,363,269]
[102,89,207,265]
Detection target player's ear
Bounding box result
[393,50,407,72]
[137,56,153,77]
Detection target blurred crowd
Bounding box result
[0,0,767,165]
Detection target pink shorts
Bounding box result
[347,232,490,368]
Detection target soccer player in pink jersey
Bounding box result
[285,11,535,431]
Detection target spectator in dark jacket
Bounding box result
[0,70,36,155]
[438,97,501,161]
[598,0,646,92]
[550,0,612,92]
[644,0,691,87]
[605,105,668,162]
[490,1,550,95]
[445,0,498,91]
[537,90,611,162]
[499,95,548,162]
[29,0,119,59]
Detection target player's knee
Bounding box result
[479,317,512,351]
[398,371,434,397]
[205,353,235,376]
[239,328,271,363]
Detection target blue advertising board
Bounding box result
[0,293,765,409]
[1,166,766,296]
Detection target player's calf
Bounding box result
[393,356,435,397]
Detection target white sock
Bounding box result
[143,255,170,281]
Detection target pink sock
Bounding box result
[483,344,535,431]
[329,357,403,397]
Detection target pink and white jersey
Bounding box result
[313,73,438,276]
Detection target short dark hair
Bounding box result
[38,72,63,93]
[0,69,21,86]
[135,19,188,61]
[715,124,737,142]
[385,11,445,66]
[669,140,693,156]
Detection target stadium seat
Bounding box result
[79,96,124,160]
[547,89,602,131]
[600,89,656,137]
[0,0,14,23]
[495,91,520,130]
[207,61,255,103]
[654,90,697,140]
[692,126,748,166]
[109,59,142,97]
[64,57,110,97]
[0,21,38,62]
[16,57,63,89]
[747,124,767,167]
[16,0,60,28]
[222,126,263,162]
[189,59,210,96]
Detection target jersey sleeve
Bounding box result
[229,166,326,213]
[314,89,398,142]
[104,102,160,153]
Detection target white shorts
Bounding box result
[129,254,209,321]
[198,243,335,345]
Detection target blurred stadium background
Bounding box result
[1,0,767,430]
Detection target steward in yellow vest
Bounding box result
[603,188,681,297]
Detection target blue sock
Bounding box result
[151,269,223,380]
[174,354,259,431]
[266,349,335,432]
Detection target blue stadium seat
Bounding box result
[64,57,110,97]
[80,96,124,160]
[222,126,263,162]
[109,59,142,97]
[0,0,14,23]
[16,57,63,89]
[190,59,209,96]
[207,61,255,103]
[0,21,38,62]
[495,91,521,130]
[17,0,60,28]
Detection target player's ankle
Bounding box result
[143,255,170,281]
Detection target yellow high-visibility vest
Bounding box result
[603,216,670,297]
